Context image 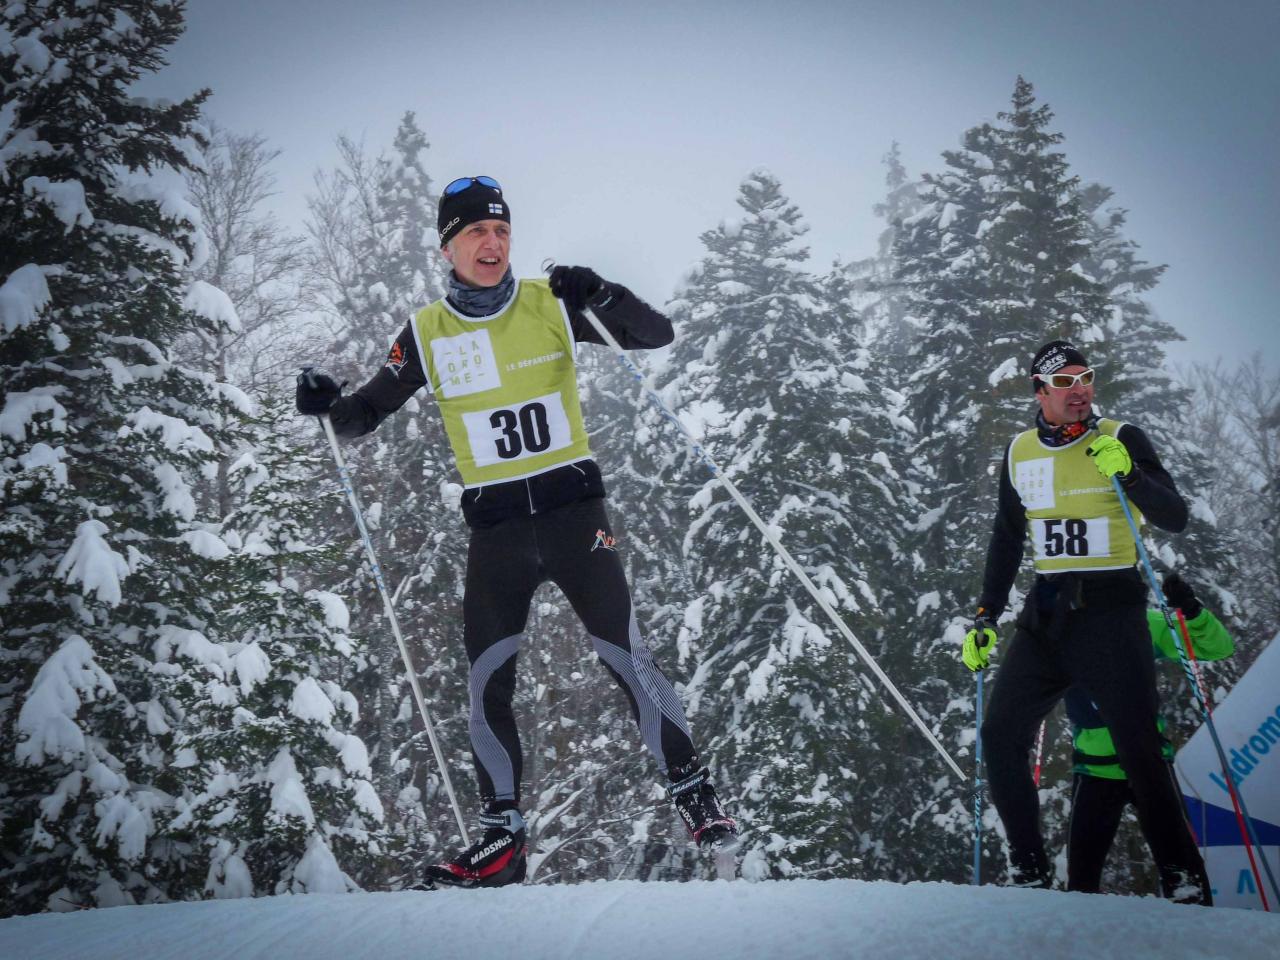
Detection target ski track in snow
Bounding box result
[1,878,1276,960]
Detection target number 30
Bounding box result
[490,402,551,459]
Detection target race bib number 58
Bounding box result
[463,392,572,467]
[1032,517,1111,560]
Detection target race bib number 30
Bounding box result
[464,392,572,467]
[1032,517,1111,560]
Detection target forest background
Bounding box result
[2,0,1277,917]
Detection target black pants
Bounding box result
[982,601,1210,900]
[463,496,698,804]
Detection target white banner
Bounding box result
[1175,631,1280,910]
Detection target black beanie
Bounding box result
[1030,340,1089,390]
[437,178,510,247]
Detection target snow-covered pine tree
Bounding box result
[148,123,391,896]
[643,170,911,879]
[303,113,472,872]
[0,0,232,913]
[162,394,385,898]
[885,77,1111,882]
[838,142,923,364]
[1213,360,1280,644]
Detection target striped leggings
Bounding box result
[462,496,697,804]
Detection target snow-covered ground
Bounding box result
[1,878,1275,960]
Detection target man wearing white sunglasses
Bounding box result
[960,340,1210,903]
[297,176,736,888]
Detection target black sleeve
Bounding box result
[327,323,427,439]
[977,444,1026,618]
[1115,423,1188,532]
[567,282,674,349]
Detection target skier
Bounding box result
[1065,571,1234,894]
[960,339,1212,903]
[296,175,736,888]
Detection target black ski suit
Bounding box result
[976,420,1211,902]
[327,283,699,805]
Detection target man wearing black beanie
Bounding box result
[297,175,736,888]
[959,339,1212,903]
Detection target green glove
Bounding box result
[962,614,998,672]
[1086,435,1132,481]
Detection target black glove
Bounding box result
[296,367,344,415]
[1162,572,1202,620]
[548,265,612,313]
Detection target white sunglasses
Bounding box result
[1033,368,1095,390]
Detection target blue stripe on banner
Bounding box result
[1182,795,1280,847]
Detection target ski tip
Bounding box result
[711,834,742,855]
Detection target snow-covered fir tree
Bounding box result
[161,394,384,898]
[837,142,923,365]
[0,0,225,913]
[642,170,915,879]
[1218,361,1280,643]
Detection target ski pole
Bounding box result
[1173,608,1209,708]
[1111,474,1277,908]
[973,668,984,885]
[550,265,964,781]
[305,375,471,846]
[1032,719,1046,788]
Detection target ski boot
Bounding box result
[422,807,528,889]
[1005,848,1052,890]
[668,761,738,849]
[1159,865,1212,906]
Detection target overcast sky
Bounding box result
[139,0,1278,373]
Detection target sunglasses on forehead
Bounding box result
[1034,368,1095,389]
[443,175,502,196]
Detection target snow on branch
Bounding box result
[290,835,357,894]
[151,462,197,520]
[289,677,336,725]
[17,441,68,486]
[0,388,68,442]
[153,625,231,678]
[93,793,152,862]
[183,280,241,332]
[177,529,232,560]
[54,519,130,606]
[987,356,1022,387]
[267,748,316,825]
[0,263,50,333]
[23,177,93,231]
[305,590,350,631]
[119,407,215,454]
[232,642,272,695]
[16,635,117,765]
